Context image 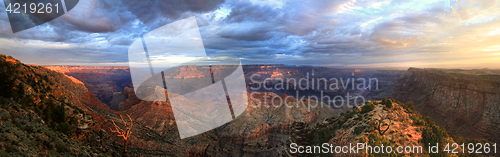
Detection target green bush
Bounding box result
[0,109,9,120]
[354,126,366,135]
[410,115,425,126]
[52,104,66,124]
[367,133,393,156]
[47,150,60,156]
[421,125,448,157]
[401,101,415,113]
[5,144,20,153]
[385,101,393,109]
[0,96,7,108]
[361,103,375,114]
[0,150,9,156]
[0,67,16,98]
[382,97,393,108]
[57,122,72,135]
[16,83,25,98]
[55,139,71,153]
[411,113,449,157]
[43,139,54,149]
[0,121,15,133]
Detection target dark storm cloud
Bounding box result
[0,0,413,64]
[218,22,276,41]
[0,0,230,65]
[122,0,225,25]
[225,1,279,23]
[0,0,137,42]
[203,0,365,62]
[213,0,406,60]
[1,0,499,68]
[56,1,134,33]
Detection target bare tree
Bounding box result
[375,114,391,135]
[111,114,133,155]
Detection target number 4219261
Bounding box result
[444,143,497,154]
[5,3,59,14]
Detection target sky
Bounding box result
[0,0,499,69]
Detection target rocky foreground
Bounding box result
[0,55,122,156]
[303,99,493,156]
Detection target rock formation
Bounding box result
[44,66,132,106]
[0,55,122,156]
[393,67,500,144]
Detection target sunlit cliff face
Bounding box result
[0,0,499,69]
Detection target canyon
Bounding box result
[393,68,500,144]
[36,64,349,156]
[45,65,405,110]
[29,63,500,156]
[44,66,132,109]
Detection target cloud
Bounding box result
[0,0,499,69]
[122,0,226,25]
[225,1,278,23]
[56,0,135,33]
[218,22,276,41]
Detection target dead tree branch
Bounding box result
[375,114,391,135]
[110,114,133,155]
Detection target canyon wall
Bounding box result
[119,91,340,156]
[44,66,132,107]
[393,68,500,143]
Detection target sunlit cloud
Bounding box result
[0,0,499,69]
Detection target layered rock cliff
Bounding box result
[116,90,341,156]
[44,66,132,106]
[3,55,348,156]
[393,68,500,143]
[0,55,122,156]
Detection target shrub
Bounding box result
[57,122,72,135]
[0,150,9,156]
[0,109,9,120]
[385,101,393,109]
[52,104,66,124]
[382,97,393,108]
[5,144,20,153]
[367,133,393,157]
[43,139,54,149]
[354,126,366,135]
[0,96,7,108]
[47,150,59,156]
[413,114,449,157]
[421,125,448,157]
[410,115,426,126]
[16,83,25,98]
[401,102,415,113]
[0,121,15,133]
[361,103,375,114]
[28,139,38,147]
[313,127,337,145]
[0,70,15,98]
[55,139,71,153]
